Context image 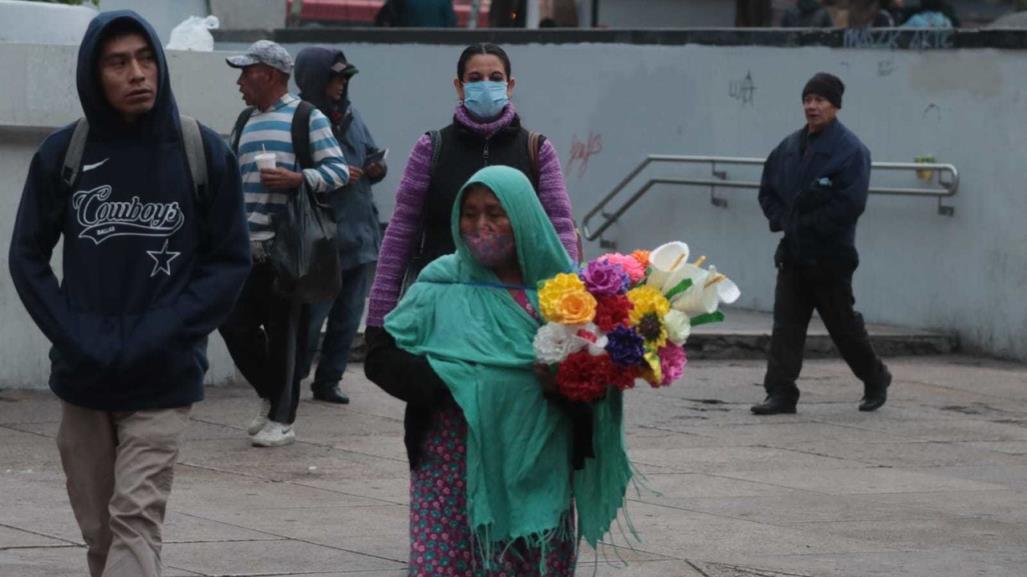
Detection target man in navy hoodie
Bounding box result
[752,72,892,416]
[8,12,250,577]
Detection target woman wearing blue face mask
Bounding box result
[366,42,579,333]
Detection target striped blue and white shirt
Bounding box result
[237,94,349,241]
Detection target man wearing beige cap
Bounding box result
[219,40,349,447]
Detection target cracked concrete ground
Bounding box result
[3,354,1027,577]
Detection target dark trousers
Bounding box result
[219,261,310,425]
[763,259,889,401]
[304,261,374,389]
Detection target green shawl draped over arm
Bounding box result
[384,166,631,550]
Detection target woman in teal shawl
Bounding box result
[365,166,631,576]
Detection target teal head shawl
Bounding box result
[385,166,631,554]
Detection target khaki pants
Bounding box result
[57,402,191,577]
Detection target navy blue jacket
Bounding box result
[758,119,871,266]
[295,47,384,270]
[8,11,251,411]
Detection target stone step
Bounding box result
[335,310,957,363]
[688,309,958,360]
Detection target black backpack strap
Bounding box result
[61,118,90,190]
[427,129,442,183]
[228,106,255,155]
[527,130,545,191]
[291,100,316,170]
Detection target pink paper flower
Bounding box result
[600,253,647,284]
[658,343,687,386]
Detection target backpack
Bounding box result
[230,100,341,303]
[62,115,208,204]
[426,129,543,189]
[229,100,315,170]
[426,129,584,261]
[59,116,211,247]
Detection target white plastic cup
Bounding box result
[254,152,276,171]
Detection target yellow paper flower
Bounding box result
[553,289,597,325]
[627,285,670,326]
[647,325,668,349]
[636,311,668,348]
[539,273,596,324]
[642,349,663,385]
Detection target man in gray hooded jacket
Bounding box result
[295,47,387,404]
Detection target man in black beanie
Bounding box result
[752,71,892,415]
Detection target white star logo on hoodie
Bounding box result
[147,239,180,277]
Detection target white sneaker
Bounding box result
[247,398,272,436]
[251,421,296,447]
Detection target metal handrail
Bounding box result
[581,155,960,242]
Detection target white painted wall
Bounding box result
[98,0,210,45]
[2,38,1026,389]
[0,0,97,45]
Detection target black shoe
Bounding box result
[312,385,349,404]
[859,370,891,412]
[751,396,797,415]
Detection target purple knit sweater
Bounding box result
[366,103,578,327]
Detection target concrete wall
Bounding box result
[210,0,286,31]
[2,37,1027,388]
[98,0,210,45]
[0,1,211,46]
[0,0,97,45]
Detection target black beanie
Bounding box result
[802,72,844,109]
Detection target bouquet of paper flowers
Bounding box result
[533,241,740,403]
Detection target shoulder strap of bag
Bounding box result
[291,100,315,170]
[527,130,545,192]
[229,106,255,155]
[61,118,90,190]
[406,128,442,288]
[427,129,442,183]
[179,115,208,205]
[62,116,207,203]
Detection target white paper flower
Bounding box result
[645,241,691,294]
[711,266,741,305]
[569,322,609,356]
[670,265,740,316]
[533,322,587,364]
[662,309,692,345]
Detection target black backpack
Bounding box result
[229,101,315,170]
[60,115,211,244]
[62,115,207,203]
[230,101,342,303]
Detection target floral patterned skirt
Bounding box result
[409,402,577,577]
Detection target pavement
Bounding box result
[2,314,1027,577]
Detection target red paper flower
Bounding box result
[611,364,640,391]
[593,294,633,333]
[557,351,614,402]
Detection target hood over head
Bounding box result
[450,166,573,286]
[294,46,358,119]
[76,10,178,139]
